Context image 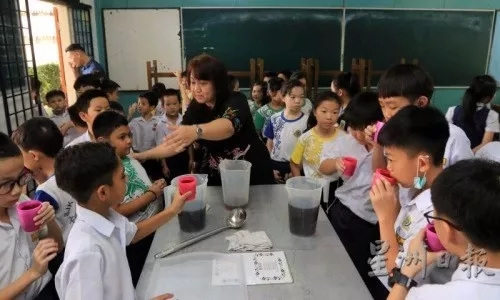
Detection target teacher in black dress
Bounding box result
[134,54,275,186]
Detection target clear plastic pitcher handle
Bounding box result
[164,185,173,206]
[319,178,330,204]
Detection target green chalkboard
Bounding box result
[182,9,343,86]
[344,10,494,86]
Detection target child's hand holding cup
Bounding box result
[341,157,357,177]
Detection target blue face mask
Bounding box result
[413,157,427,190]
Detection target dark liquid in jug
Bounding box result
[288,204,319,236]
[178,208,206,232]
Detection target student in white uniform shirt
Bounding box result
[367,63,473,172]
[54,142,190,300]
[156,89,191,181]
[289,71,313,115]
[46,90,81,146]
[0,132,63,299]
[319,91,389,300]
[12,118,77,243]
[264,79,308,183]
[129,91,163,180]
[65,89,110,148]
[371,106,454,289]
[445,75,499,153]
[475,141,500,162]
[388,159,500,300]
[93,111,167,285]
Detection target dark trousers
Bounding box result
[165,150,190,184]
[270,159,291,183]
[141,159,163,181]
[329,201,389,300]
[35,278,59,300]
[126,232,155,287]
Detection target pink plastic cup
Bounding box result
[342,157,358,177]
[372,168,397,187]
[178,175,197,201]
[425,223,446,252]
[373,121,385,143]
[16,200,42,232]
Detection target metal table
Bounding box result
[136,185,371,300]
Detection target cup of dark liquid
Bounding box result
[16,200,42,232]
[372,168,397,187]
[285,177,323,237]
[170,174,208,233]
[342,157,357,177]
[425,223,446,252]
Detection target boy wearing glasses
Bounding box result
[12,117,77,242]
[369,106,454,287]
[0,132,63,299]
[388,159,500,299]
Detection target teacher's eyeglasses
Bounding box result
[0,168,32,195]
[423,211,462,231]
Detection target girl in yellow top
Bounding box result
[290,91,345,179]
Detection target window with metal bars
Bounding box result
[70,3,93,57]
[0,0,42,136]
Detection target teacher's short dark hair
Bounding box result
[187,54,229,106]
[65,43,86,53]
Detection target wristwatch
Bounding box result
[195,124,203,139]
[388,268,417,289]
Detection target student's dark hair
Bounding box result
[264,71,277,79]
[92,110,129,140]
[180,71,187,78]
[65,43,86,52]
[109,101,125,114]
[267,77,285,93]
[45,89,65,103]
[378,106,449,166]
[290,71,306,81]
[332,72,361,98]
[228,75,239,91]
[161,89,181,103]
[29,76,42,91]
[100,79,120,94]
[280,79,304,97]
[307,91,342,130]
[251,81,269,105]
[12,118,63,158]
[67,104,87,128]
[151,82,167,94]
[187,54,229,110]
[73,74,101,90]
[461,75,497,123]
[377,64,434,103]
[278,70,292,80]
[431,159,500,251]
[76,89,109,114]
[343,91,384,131]
[0,132,21,159]
[139,91,159,107]
[55,142,119,204]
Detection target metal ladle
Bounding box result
[154,208,247,259]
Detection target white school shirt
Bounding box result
[445,103,500,134]
[65,130,91,148]
[320,133,377,224]
[129,116,159,152]
[263,111,308,162]
[0,195,51,300]
[34,176,77,242]
[55,205,137,300]
[50,111,82,146]
[301,98,313,115]
[406,264,500,300]
[155,114,182,146]
[475,141,500,162]
[443,123,474,167]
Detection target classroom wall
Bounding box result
[92,0,500,112]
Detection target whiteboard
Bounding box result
[103,9,182,90]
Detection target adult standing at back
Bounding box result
[65,43,106,77]
[133,54,275,186]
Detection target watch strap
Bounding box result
[389,268,417,289]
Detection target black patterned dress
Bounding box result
[182,92,275,186]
